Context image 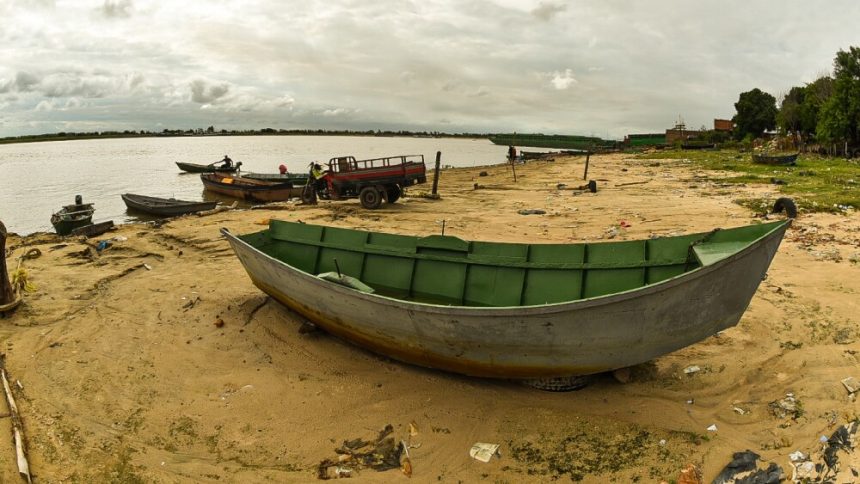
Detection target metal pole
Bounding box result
[582,151,591,180]
[431,151,441,195]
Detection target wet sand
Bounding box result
[1,152,859,482]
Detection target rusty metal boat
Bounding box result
[222,219,790,380]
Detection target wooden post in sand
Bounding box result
[0,221,15,306]
[582,151,591,180]
[431,151,441,195]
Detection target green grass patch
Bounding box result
[637,150,860,213]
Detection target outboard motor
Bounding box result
[75,194,83,206]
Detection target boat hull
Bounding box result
[223,222,788,378]
[201,175,304,203]
[176,162,237,173]
[752,153,798,165]
[122,193,217,216]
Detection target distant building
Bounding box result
[714,119,734,132]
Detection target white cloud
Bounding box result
[549,69,577,90]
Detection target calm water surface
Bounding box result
[0,135,530,235]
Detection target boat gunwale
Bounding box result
[222,219,790,315]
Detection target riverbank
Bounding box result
[1,152,858,482]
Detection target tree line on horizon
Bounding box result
[732,46,860,156]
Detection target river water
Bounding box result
[0,135,532,235]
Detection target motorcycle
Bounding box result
[300,162,330,204]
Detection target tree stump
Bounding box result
[0,221,15,306]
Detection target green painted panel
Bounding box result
[464,266,525,307]
[316,227,368,277]
[363,255,413,298]
[417,235,469,252]
[270,220,322,242]
[523,244,585,304]
[584,240,644,298]
[470,241,528,260]
[413,260,467,304]
[522,269,583,305]
[366,232,417,252]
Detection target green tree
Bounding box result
[817,47,860,148]
[777,86,805,137]
[800,76,833,139]
[732,88,777,140]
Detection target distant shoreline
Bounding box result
[0,130,489,146]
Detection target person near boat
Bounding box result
[220,155,233,169]
[279,164,288,175]
[508,145,517,162]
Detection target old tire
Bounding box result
[386,185,402,203]
[301,185,317,204]
[772,197,798,219]
[359,187,382,209]
[521,375,592,392]
[587,180,598,193]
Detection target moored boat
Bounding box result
[176,161,239,173]
[223,218,790,380]
[752,152,799,165]
[51,196,95,235]
[122,193,218,217]
[201,173,304,203]
[241,172,309,185]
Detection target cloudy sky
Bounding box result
[1,0,858,139]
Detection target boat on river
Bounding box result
[121,193,217,217]
[176,161,239,173]
[752,152,799,165]
[223,218,790,380]
[51,196,95,235]
[201,173,304,203]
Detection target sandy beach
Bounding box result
[1,152,859,482]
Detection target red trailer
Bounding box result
[302,155,427,209]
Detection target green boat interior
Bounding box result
[238,219,788,307]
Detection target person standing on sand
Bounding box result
[508,145,517,162]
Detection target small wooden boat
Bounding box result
[223,218,790,380]
[176,161,239,173]
[520,151,557,160]
[122,193,217,217]
[200,173,304,203]
[51,198,95,235]
[752,152,799,165]
[70,220,115,238]
[241,172,309,185]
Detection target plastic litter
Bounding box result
[706,424,718,432]
[469,443,500,463]
[683,365,701,374]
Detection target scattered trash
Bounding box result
[317,424,409,479]
[619,220,632,228]
[96,240,112,252]
[214,318,225,328]
[469,443,500,463]
[686,399,695,405]
[819,435,829,442]
[769,393,803,420]
[841,376,860,394]
[556,183,567,189]
[712,450,784,484]
[408,422,419,437]
[479,171,488,177]
[142,263,152,271]
[683,365,701,374]
[113,235,128,242]
[770,178,787,185]
[788,450,806,462]
[659,439,667,446]
[733,407,747,415]
[676,463,702,484]
[518,209,546,216]
[707,424,718,432]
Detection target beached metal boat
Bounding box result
[223,219,790,379]
[241,172,309,185]
[122,193,217,217]
[201,173,304,203]
[51,198,95,235]
[752,152,798,165]
[69,220,115,238]
[176,161,239,173]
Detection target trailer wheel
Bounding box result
[359,187,382,209]
[772,197,798,219]
[386,185,402,203]
[300,185,317,204]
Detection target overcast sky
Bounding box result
[1,0,858,139]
